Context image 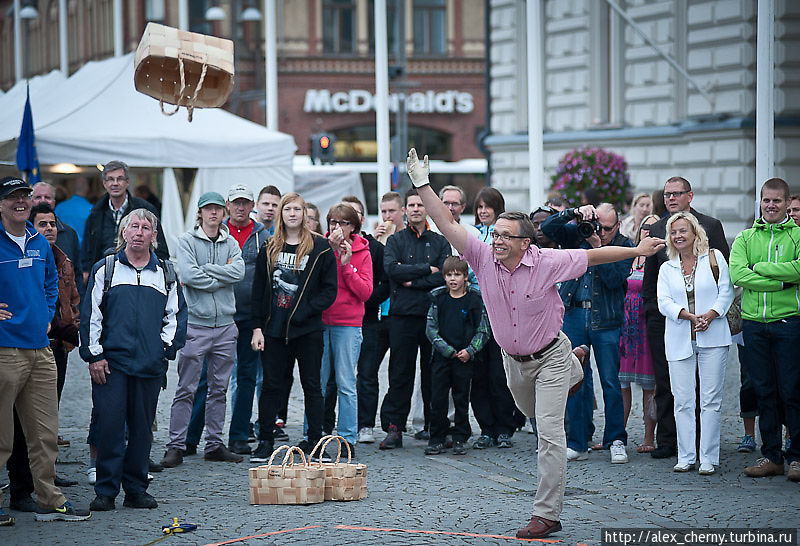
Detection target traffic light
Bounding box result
[310,132,336,165]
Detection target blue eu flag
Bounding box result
[16,84,41,184]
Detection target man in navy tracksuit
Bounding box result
[0,177,90,525]
[80,208,187,511]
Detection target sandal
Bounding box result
[637,444,655,453]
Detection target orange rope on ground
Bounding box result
[334,524,565,543]
[203,525,322,546]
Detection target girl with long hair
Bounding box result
[249,192,338,462]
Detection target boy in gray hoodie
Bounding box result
[161,192,245,467]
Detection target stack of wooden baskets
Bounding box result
[248,435,367,505]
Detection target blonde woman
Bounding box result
[620,192,653,240]
[657,212,733,475]
[249,192,338,462]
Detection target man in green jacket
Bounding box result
[729,177,800,482]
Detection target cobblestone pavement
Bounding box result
[3,346,798,545]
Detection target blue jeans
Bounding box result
[228,321,264,442]
[563,307,627,452]
[742,317,800,463]
[320,325,362,445]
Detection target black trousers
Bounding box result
[645,312,677,449]
[93,370,161,499]
[379,315,432,433]
[258,331,324,446]
[7,344,69,501]
[429,354,472,444]
[469,336,517,438]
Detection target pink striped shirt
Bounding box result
[462,234,588,355]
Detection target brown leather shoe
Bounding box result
[568,345,590,396]
[57,436,70,446]
[160,447,183,469]
[743,457,784,477]
[516,515,562,539]
[786,461,800,482]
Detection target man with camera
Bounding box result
[541,203,633,464]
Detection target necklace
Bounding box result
[681,257,696,292]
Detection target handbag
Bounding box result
[309,435,368,501]
[708,249,742,335]
[134,22,234,122]
[248,445,325,505]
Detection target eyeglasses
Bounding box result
[598,223,618,233]
[491,231,528,242]
[664,190,690,199]
[328,219,352,227]
[105,176,128,183]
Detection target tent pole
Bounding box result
[755,0,774,215]
[59,0,68,74]
[178,0,189,30]
[375,0,391,211]
[527,0,544,212]
[14,0,22,82]
[113,0,123,57]
[265,0,278,130]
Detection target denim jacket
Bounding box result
[541,209,634,330]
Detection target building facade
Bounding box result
[0,0,486,162]
[485,0,800,236]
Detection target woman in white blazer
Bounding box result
[657,212,733,475]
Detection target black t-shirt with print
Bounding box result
[267,244,309,338]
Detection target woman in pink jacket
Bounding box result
[320,203,373,452]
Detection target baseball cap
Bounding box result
[228,183,254,202]
[198,191,226,209]
[0,176,31,200]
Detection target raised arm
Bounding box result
[586,236,665,266]
[407,148,468,255]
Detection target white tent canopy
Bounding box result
[0,53,296,253]
[0,53,296,169]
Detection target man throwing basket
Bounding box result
[405,149,665,538]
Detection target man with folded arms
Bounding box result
[405,149,665,539]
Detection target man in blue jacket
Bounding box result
[80,208,187,512]
[0,176,90,525]
[541,203,633,465]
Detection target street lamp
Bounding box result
[19,3,38,19]
[205,5,226,21]
[241,5,261,21]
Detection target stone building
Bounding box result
[485,0,800,235]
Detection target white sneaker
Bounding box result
[357,427,375,444]
[147,473,154,482]
[610,440,628,464]
[520,422,535,434]
[87,467,96,485]
[566,448,588,461]
[673,462,695,472]
[698,463,715,475]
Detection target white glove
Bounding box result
[406,148,430,188]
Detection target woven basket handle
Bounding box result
[184,62,208,122]
[320,434,351,464]
[159,57,186,117]
[264,444,292,468]
[308,435,332,466]
[279,445,308,476]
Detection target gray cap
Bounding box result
[227,183,254,202]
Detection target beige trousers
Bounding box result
[0,346,66,509]
[501,331,583,522]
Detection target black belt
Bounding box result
[509,336,560,362]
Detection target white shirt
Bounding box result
[8,232,26,253]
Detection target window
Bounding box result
[189,0,212,35]
[413,0,445,56]
[332,124,451,162]
[323,0,356,55]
